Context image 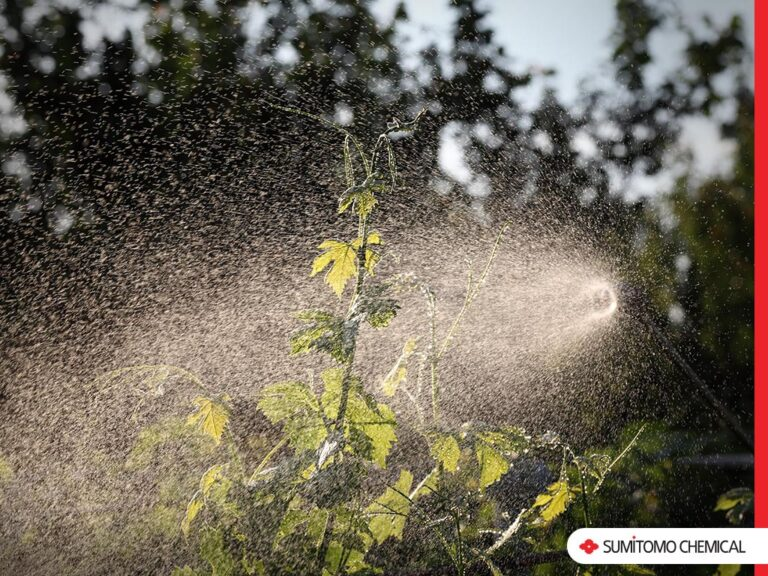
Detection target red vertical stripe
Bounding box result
[756,0,766,573]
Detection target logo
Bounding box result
[580,539,599,555]
[568,528,768,565]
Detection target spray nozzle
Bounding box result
[584,281,617,320]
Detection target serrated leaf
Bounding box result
[338,181,381,218]
[358,283,399,329]
[258,381,327,451]
[476,442,509,489]
[311,240,358,297]
[533,480,573,522]
[187,395,230,445]
[290,310,349,362]
[320,368,396,467]
[363,403,397,467]
[431,434,460,473]
[311,233,382,296]
[199,527,238,576]
[199,463,231,507]
[126,417,215,471]
[367,470,413,544]
[324,542,373,575]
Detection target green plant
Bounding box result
[133,110,647,576]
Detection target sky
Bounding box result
[371,0,755,193]
[372,0,754,104]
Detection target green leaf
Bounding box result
[187,395,231,445]
[367,307,396,328]
[172,566,205,576]
[533,480,574,522]
[258,381,327,452]
[290,310,350,363]
[431,434,460,473]
[182,464,232,536]
[311,239,359,297]
[477,428,530,454]
[359,284,399,329]
[367,470,413,544]
[319,367,348,421]
[715,488,753,525]
[324,542,374,575]
[715,565,740,576]
[362,403,398,467]
[476,442,509,489]
[275,506,329,550]
[199,527,238,576]
[338,180,382,218]
[200,464,230,503]
[715,488,752,510]
[320,368,397,467]
[126,417,213,470]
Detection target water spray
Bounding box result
[613,283,753,451]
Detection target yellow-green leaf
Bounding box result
[321,368,396,467]
[715,565,740,576]
[367,470,413,544]
[187,395,230,445]
[533,480,573,522]
[338,181,381,218]
[311,240,358,297]
[476,442,509,489]
[715,488,752,511]
[431,435,460,473]
[259,381,327,451]
[181,491,204,536]
[200,464,227,497]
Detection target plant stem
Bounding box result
[579,471,591,527]
[429,222,509,422]
[316,512,334,575]
[454,511,465,576]
[334,214,368,432]
[250,435,288,478]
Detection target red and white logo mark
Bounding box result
[580,539,599,555]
